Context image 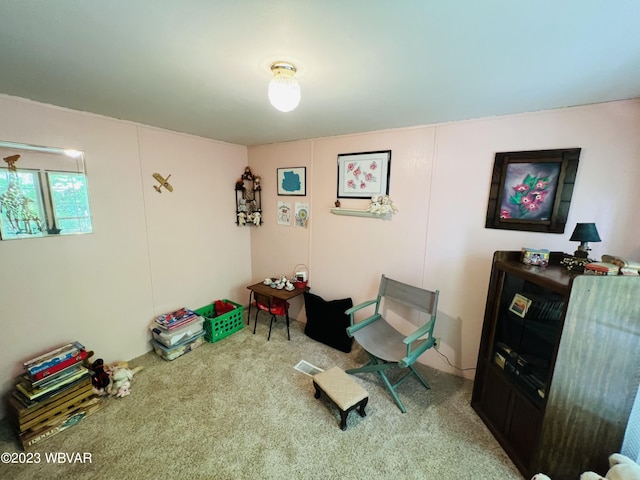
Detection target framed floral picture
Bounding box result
[337,150,391,199]
[485,148,580,233]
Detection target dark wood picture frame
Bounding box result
[485,148,580,233]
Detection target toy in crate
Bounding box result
[195,299,244,343]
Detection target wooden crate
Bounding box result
[7,378,105,450]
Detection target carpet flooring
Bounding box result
[0,317,521,480]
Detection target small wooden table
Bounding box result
[246,282,310,339]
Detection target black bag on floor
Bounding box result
[303,291,354,353]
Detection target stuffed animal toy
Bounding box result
[581,454,640,480]
[531,454,640,480]
[91,358,110,395]
[89,360,143,398]
[105,363,143,398]
[106,366,133,397]
[114,379,131,398]
[368,196,382,214]
[368,195,398,215]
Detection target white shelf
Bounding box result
[330,208,391,219]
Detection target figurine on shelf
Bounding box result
[235,177,245,191]
[368,195,398,215]
[335,199,341,208]
[242,167,253,181]
[254,175,261,190]
[252,212,261,226]
[238,212,247,226]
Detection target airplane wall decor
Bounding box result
[152,173,173,193]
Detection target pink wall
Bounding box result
[0,92,637,421]
[247,141,313,319]
[249,100,640,378]
[0,95,251,418]
[138,127,252,312]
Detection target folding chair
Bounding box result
[346,274,439,413]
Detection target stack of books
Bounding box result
[154,307,199,330]
[584,262,620,276]
[151,308,206,361]
[7,342,104,449]
[22,342,88,382]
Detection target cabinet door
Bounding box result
[506,391,543,470]
[492,272,564,406]
[479,364,512,432]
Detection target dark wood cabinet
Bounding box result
[471,251,640,479]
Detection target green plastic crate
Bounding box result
[195,299,244,343]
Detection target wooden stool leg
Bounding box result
[358,397,368,417]
[313,382,322,399]
[339,410,348,430]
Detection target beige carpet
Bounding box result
[0,317,521,480]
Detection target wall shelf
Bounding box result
[330,208,391,219]
[235,167,261,226]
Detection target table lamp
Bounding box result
[570,223,601,258]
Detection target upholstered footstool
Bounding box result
[312,366,369,430]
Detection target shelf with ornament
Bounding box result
[330,196,398,219]
[235,167,262,226]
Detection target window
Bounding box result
[0,142,92,240]
[48,172,93,235]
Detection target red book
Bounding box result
[28,349,88,381]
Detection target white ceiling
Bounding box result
[0,1,639,146]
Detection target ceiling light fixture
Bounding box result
[268,61,301,113]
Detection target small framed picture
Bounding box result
[509,293,532,318]
[337,150,391,199]
[277,167,306,196]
